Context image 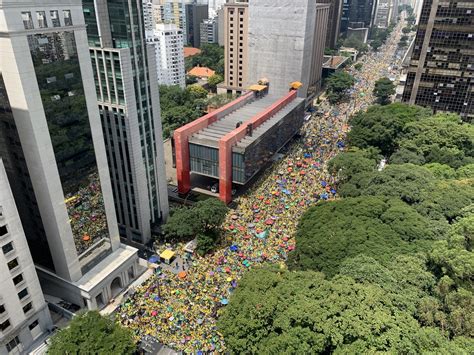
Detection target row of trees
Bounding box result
[218,104,474,353]
[370,24,395,51]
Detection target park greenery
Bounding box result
[159,85,236,139]
[218,103,474,353]
[48,311,135,355]
[325,71,355,104]
[185,44,224,75]
[163,199,229,255]
[373,77,396,105]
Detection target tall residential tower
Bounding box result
[83,0,169,245]
[0,0,141,310]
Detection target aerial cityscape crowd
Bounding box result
[117,19,405,353]
[0,0,471,353]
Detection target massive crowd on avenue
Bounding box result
[116,21,404,353]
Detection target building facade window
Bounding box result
[21,12,34,30]
[5,336,20,353]
[7,258,18,271]
[0,319,11,332]
[36,11,47,28]
[63,10,73,26]
[12,273,23,286]
[22,302,33,314]
[50,10,60,27]
[17,288,28,300]
[2,241,13,255]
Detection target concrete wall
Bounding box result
[248,0,328,99]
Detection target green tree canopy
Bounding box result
[218,266,465,354]
[288,196,438,276]
[342,36,368,53]
[396,114,474,168]
[163,199,228,255]
[373,77,396,105]
[207,73,224,92]
[327,148,379,182]
[326,71,355,104]
[185,44,224,75]
[48,311,135,355]
[347,103,431,156]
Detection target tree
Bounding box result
[371,38,383,51]
[185,75,198,85]
[354,63,363,71]
[288,196,438,276]
[373,77,396,105]
[162,206,201,241]
[207,73,224,93]
[424,163,456,180]
[402,26,412,34]
[185,44,224,73]
[163,198,228,255]
[327,148,379,182]
[187,84,208,100]
[218,266,465,354]
[396,114,474,168]
[342,36,368,54]
[325,71,355,104]
[48,311,135,355]
[347,103,431,156]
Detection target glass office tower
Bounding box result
[83,0,169,245]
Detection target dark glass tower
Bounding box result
[83,0,169,245]
[402,0,473,121]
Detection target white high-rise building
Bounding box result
[200,18,218,44]
[0,0,142,310]
[147,24,186,88]
[0,159,52,354]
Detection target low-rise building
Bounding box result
[174,84,305,203]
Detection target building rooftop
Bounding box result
[188,66,215,78]
[184,47,202,58]
[188,94,304,151]
[322,55,350,70]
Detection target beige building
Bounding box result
[218,0,249,94]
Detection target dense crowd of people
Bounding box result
[117,20,404,353]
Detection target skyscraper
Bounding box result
[340,0,376,34]
[0,159,52,354]
[402,0,473,121]
[83,0,169,245]
[219,0,249,94]
[147,23,186,88]
[248,0,329,100]
[0,0,141,310]
[320,0,343,49]
[185,1,209,48]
